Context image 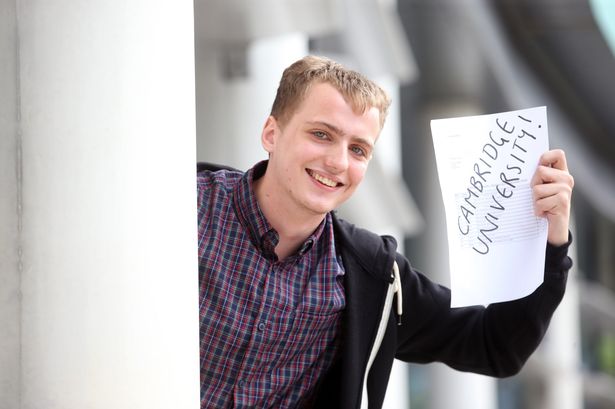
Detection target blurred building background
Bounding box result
[1,0,614,408]
[194,0,615,408]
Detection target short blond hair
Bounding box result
[270,55,391,131]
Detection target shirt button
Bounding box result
[238,379,245,387]
[257,322,266,331]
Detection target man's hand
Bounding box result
[531,149,574,246]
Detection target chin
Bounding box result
[312,199,347,215]
[303,201,336,216]
[302,192,351,215]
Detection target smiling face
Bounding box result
[259,82,381,221]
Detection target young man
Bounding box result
[197,56,574,408]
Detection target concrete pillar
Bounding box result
[376,77,412,409]
[407,102,498,409]
[4,1,200,407]
[0,0,21,407]
[539,236,583,409]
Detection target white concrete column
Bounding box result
[16,1,200,408]
[0,0,20,407]
[421,104,497,409]
[538,236,583,409]
[376,76,411,409]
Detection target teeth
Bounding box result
[309,170,338,187]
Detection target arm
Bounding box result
[394,239,571,377]
[394,149,574,376]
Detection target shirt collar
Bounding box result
[232,160,327,261]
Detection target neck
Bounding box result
[253,173,325,260]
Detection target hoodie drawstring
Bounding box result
[393,261,403,326]
[361,261,404,408]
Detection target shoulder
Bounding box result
[197,162,243,191]
[196,163,244,216]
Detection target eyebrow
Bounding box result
[307,121,375,150]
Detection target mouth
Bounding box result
[306,169,342,188]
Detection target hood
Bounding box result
[332,213,398,284]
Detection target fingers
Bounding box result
[538,148,569,172]
[530,149,574,246]
[532,182,572,217]
[531,149,574,189]
[531,164,575,189]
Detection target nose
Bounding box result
[325,143,349,173]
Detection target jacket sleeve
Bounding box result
[394,235,572,377]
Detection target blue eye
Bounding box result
[313,131,328,139]
[351,146,366,157]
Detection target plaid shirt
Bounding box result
[197,161,346,408]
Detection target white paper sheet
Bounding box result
[430,106,549,307]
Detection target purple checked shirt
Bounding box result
[197,161,346,408]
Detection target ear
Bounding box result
[261,116,278,154]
